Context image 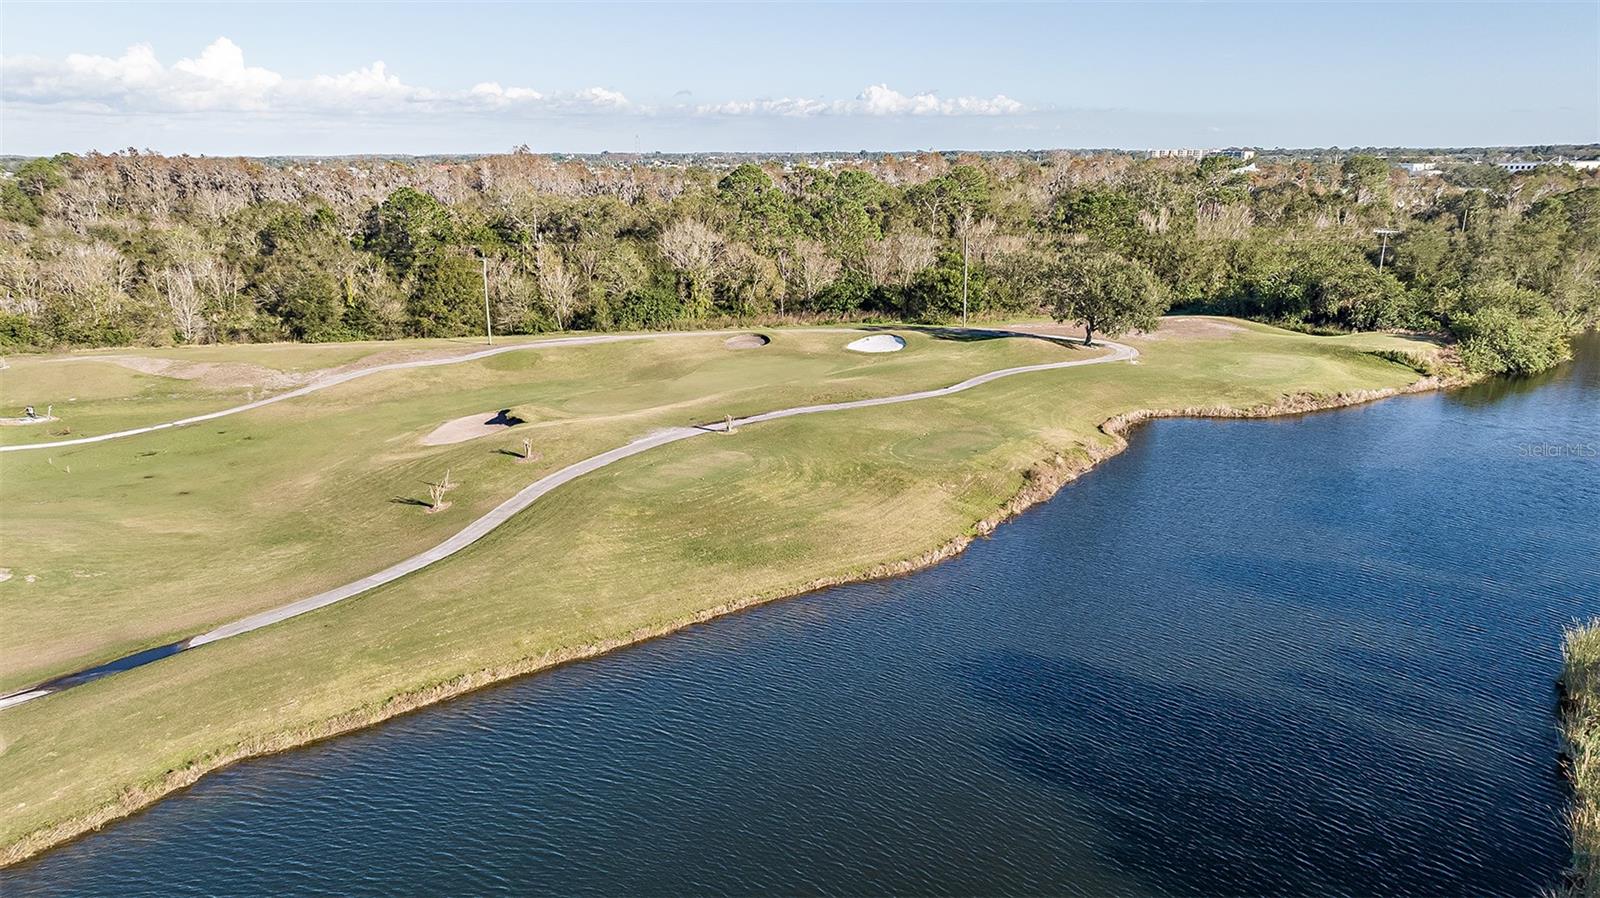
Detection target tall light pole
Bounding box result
[479,252,493,346]
[961,226,970,325]
[958,206,973,325]
[1374,228,1400,273]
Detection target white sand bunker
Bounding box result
[0,415,58,427]
[846,334,907,354]
[421,409,523,446]
[724,333,770,349]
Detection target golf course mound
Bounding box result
[846,334,906,353]
[724,333,770,349]
[421,409,524,445]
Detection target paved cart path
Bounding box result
[2,329,859,453]
[0,331,1135,709]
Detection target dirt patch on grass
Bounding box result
[93,357,310,391]
[1134,317,1247,341]
[421,409,524,446]
[68,343,498,392]
[723,333,771,350]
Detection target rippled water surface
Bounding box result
[8,336,1599,896]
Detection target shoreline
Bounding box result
[0,371,1458,869]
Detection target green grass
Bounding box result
[0,328,1094,690]
[0,318,1437,862]
[0,332,574,448]
[1563,619,1600,898]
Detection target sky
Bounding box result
[1,1,1596,156]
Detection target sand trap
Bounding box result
[846,334,907,353]
[723,333,770,349]
[0,416,58,427]
[421,409,523,446]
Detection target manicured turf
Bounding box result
[0,318,1437,861]
[0,328,1096,689]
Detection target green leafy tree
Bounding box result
[362,188,457,279]
[716,164,794,253]
[255,251,346,341]
[906,250,987,322]
[1451,304,1571,375]
[406,255,483,337]
[1048,250,1168,345]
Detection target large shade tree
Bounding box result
[1047,250,1168,345]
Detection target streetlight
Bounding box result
[1373,228,1400,273]
[477,249,493,346]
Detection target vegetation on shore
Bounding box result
[0,317,1439,864]
[2,150,1593,375]
[1562,619,1600,897]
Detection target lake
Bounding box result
[7,335,1597,896]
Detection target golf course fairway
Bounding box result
[0,318,1445,864]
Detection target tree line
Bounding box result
[1,148,1595,374]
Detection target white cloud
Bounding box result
[1,38,1022,125]
[697,84,1026,118]
[168,38,281,110]
[469,81,545,106]
[855,84,1023,116]
[697,96,831,117]
[2,38,627,116]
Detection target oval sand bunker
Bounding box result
[845,334,907,353]
[723,333,770,349]
[421,409,523,446]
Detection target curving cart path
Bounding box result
[3,329,852,454]
[0,330,1135,709]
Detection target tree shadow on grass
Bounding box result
[870,321,1081,350]
[389,496,432,508]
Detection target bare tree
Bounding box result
[659,218,723,314]
[536,246,579,329]
[886,231,938,290]
[161,265,209,343]
[427,469,458,513]
[794,239,840,307]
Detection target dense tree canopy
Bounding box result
[1,149,1595,375]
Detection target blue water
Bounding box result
[7,336,1598,896]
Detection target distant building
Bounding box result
[1497,158,1600,173]
[1396,162,1440,175]
[1217,149,1256,160]
[1148,148,1207,160]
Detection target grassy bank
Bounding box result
[0,317,1441,865]
[1563,619,1600,897]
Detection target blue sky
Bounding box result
[2,1,1595,155]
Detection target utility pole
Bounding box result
[959,208,971,325]
[480,253,493,346]
[1374,228,1400,273]
[961,228,970,325]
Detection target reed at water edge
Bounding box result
[1561,619,1600,897]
